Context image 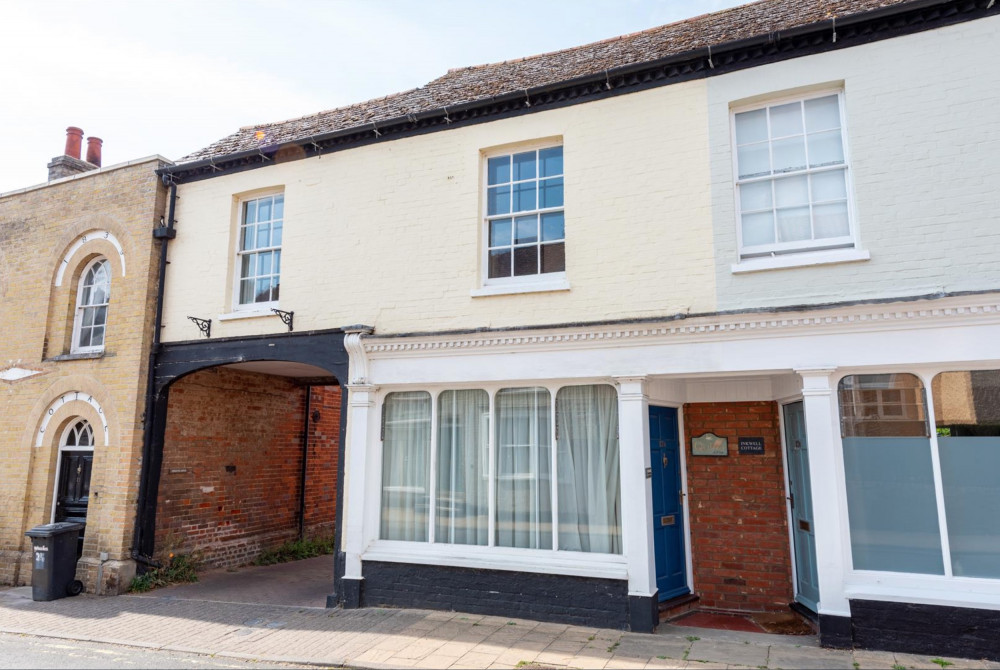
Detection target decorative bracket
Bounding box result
[343,324,375,385]
[271,308,294,332]
[187,316,211,338]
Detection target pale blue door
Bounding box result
[783,401,819,612]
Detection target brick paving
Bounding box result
[0,586,995,669]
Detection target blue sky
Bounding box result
[2,0,748,192]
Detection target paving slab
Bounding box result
[767,645,856,669]
[686,639,770,667]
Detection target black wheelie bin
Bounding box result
[25,522,84,601]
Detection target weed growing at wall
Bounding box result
[252,536,335,566]
[128,554,199,592]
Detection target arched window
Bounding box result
[64,420,94,448]
[72,258,110,353]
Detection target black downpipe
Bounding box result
[131,177,177,568]
[298,386,312,541]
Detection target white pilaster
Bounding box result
[796,368,851,617]
[615,376,656,597]
[342,383,377,579]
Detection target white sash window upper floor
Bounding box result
[733,90,858,261]
[236,192,283,309]
[72,257,110,354]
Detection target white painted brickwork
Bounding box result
[161,81,715,341]
[708,16,1000,310]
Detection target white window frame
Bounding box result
[365,381,627,579]
[233,191,284,312]
[479,141,568,294]
[731,89,859,261]
[71,257,110,355]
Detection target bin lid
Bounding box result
[25,521,84,538]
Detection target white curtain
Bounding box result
[380,391,431,541]
[495,387,552,549]
[556,385,622,554]
[436,390,489,546]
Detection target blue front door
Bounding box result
[649,406,689,601]
[783,401,819,612]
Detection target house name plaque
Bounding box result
[691,432,728,456]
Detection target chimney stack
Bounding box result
[86,136,103,167]
[48,126,102,181]
[64,127,83,159]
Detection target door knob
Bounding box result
[662,455,669,467]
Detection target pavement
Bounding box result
[0,560,996,670]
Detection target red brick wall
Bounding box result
[683,401,793,611]
[155,367,340,568]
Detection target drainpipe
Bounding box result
[299,386,312,541]
[130,175,177,568]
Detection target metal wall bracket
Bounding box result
[187,316,211,338]
[271,309,294,332]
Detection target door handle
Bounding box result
[662,454,669,468]
[788,493,795,509]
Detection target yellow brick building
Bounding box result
[0,140,168,594]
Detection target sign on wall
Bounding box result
[691,432,728,456]
[738,437,766,455]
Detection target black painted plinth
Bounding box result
[362,561,631,629]
[341,577,363,609]
[818,613,852,649]
[851,599,1000,662]
[628,593,659,633]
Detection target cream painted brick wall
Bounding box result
[708,16,1000,310]
[161,80,716,340]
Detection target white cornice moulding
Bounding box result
[363,295,1000,357]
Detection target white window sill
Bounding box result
[470,278,570,297]
[217,308,279,321]
[732,248,870,274]
[363,540,627,580]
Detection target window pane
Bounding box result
[244,200,257,225]
[271,220,283,246]
[256,223,271,249]
[556,385,621,554]
[513,181,536,213]
[82,307,95,328]
[381,391,431,542]
[805,95,841,132]
[90,326,105,347]
[512,151,536,181]
[539,147,563,177]
[814,202,850,239]
[487,185,511,216]
[257,197,272,222]
[240,254,252,280]
[933,370,1000,578]
[240,225,253,251]
[769,101,803,137]
[741,211,775,247]
[273,195,284,220]
[489,249,511,278]
[254,278,270,302]
[808,130,845,168]
[91,284,108,306]
[541,212,564,242]
[80,285,92,306]
[541,242,565,274]
[842,436,944,574]
[734,108,767,145]
[257,251,272,276]
[514,215,538,244]
[273,250,281,275]
[776,206,811,242]
[772,136,807,173]
[737,143,770,179]
[436,389,489,546]
[487,156,510,186]
[811,169,847,202]
[240,279,254,304]
[490,218,512,247]
[840,374,928,438]
[270,279,279,301]
[93,306,108,328]
[77,327,91,349]
[513,246,538,276]
[739,181,772,212]
[496,387,552,549]
[539,177,564,209]
[774,175,809,208]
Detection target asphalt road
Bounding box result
[0,632,322,669]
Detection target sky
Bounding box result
[2,0,749,193]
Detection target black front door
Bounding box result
[55,451,93,557]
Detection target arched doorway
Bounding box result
[53,419,95,558]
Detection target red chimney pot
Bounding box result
[64,127,83,159]
[86,137,103,167]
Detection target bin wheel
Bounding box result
[66,580,83,596]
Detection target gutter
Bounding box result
[157,0,965,182]
[130,176,178,569]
